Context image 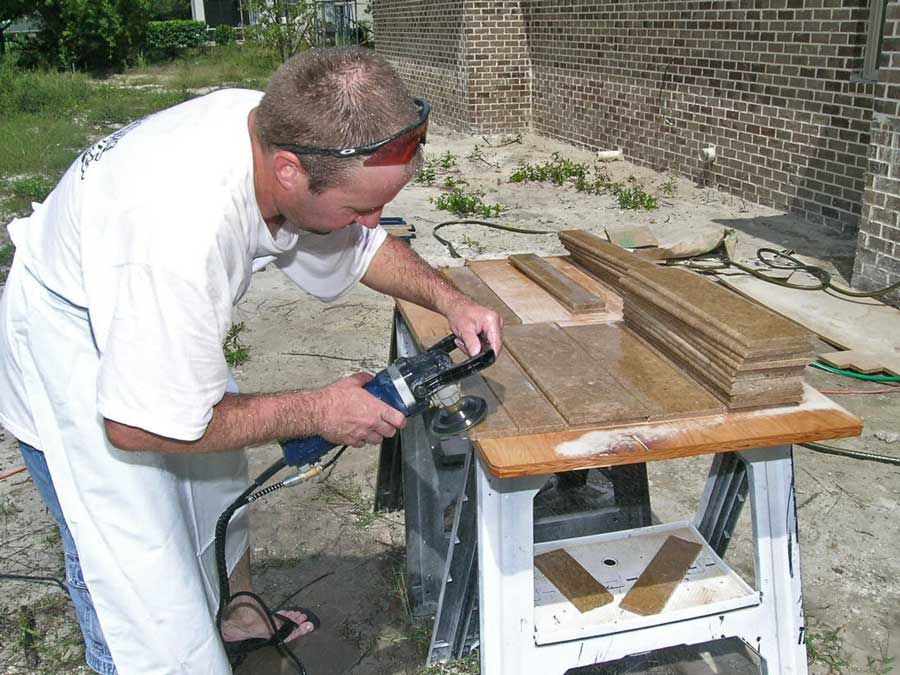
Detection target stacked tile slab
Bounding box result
[561,230,816,410]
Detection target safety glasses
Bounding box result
[275,99,430,167]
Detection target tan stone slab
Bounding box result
[510,254,606,314]
[472,350,567,439]
[443,266,521,326]
[535,549,613,613]
[619,536,703,616]
[502,323,650,427]
[563,324,725,420]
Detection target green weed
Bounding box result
[437,151,458,170]
[659,173,679,197]
[416,163,437,186]
[431,189,503,218]
[461,234,485,254]
[442,175,468,190]
[223,322,250,367]
[615,183,658,210]
[807,625,851,674]
[510,152,589,186]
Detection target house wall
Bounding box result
[374,0,900,304]
[853,0,900,303]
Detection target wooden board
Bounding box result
[475,384,862,477]
[544,256,624,323]
[509,254,606,314]
[563,324,725,421]
[468,259,617,325]
[502,323,649,427]
[619,536,703,616]
[721,274,900,376]
[443,266,521,326]
[534,549,613,613]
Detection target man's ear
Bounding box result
[272,151,310,193]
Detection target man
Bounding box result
[0,48,502,674]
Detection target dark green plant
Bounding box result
[31,0,153,71]
[431,189,503,218]
[437,151,457,170]
[614,184,658,210]
[146,20,208,59]
[149,0,192,21]
[0,244,14,267]
[213,23,236,46]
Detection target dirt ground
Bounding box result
[1,124,898,675]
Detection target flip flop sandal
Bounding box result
[222,592,321,666]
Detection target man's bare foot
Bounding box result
[220,598,317,644]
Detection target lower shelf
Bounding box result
[533,520,758,645]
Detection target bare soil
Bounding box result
[1,125,897,675]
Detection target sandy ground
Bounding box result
[1,125,898,674]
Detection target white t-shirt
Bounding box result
[3,88,386,443]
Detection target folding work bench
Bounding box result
[376,257,862,675]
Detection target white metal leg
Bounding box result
[740,446,808,675]
[476,457,544,675]
[476,445,808,675]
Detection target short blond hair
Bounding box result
[255,48,422,192]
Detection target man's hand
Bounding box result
[445,298,503,357]
[312,373,407,447]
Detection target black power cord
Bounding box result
[432,219,556,258]
[214,445,348,674]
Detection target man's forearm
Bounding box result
[362,235,468,315]
[104,390,322,454]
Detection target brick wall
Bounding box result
[374,0,530,131]
[523,0,875,235]
[852,0,900,304]
[375,0,899,303]
[373,0,467,128]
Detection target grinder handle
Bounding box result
[280,369,410,467]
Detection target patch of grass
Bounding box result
[431,189,503,218]
[460,234,485,255]
[124,44,278,91]
[8,175,56,202]
[442,175,468,190]
[807,625,851,674]
[0,243,14,267]
[223,322,250,367]
[321,482,377,529]
[416,651,481,674]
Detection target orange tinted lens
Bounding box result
[363,122,428,166]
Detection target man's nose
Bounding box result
[355,209,383,229]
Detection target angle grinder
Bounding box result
[281,333,496,467]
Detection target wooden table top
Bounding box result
[398,257,863,479]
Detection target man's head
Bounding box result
[255,47,424,194]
